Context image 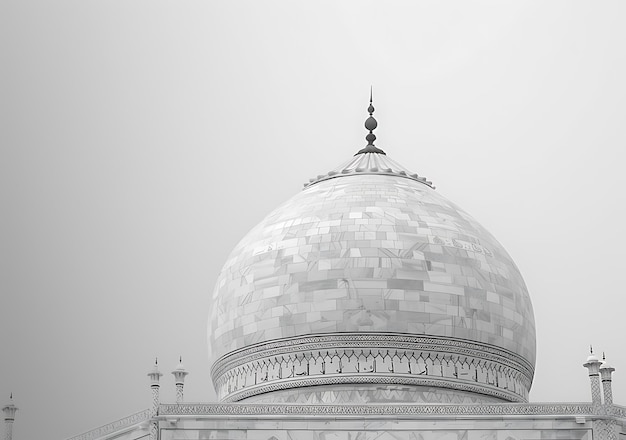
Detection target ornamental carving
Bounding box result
[211,333,533,402]
[159,402,611,417]
[66,409,150,440]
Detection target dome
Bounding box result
[208,100,536,404]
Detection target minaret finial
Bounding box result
[355,88,386,155]
[172,357,189,404]
[590,345,593,354]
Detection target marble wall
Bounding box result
[159,418,593,440]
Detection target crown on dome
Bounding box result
[304,93,434,189]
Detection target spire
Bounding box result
[583,346,603,406]
[147,358,162,440]
[172,356,189,404]
[2,394,17,420]
[356,88,386,155]
[600,353,616,406]
[3,394,18,440]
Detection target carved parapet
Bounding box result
[66,409,151,440]
[159,402,601,417]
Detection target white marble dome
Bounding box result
[208,107,536,404]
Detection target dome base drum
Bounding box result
[211,332,533,403]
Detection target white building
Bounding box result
[5,98,624,440]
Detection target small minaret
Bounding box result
[600,353,616,406]
[583,346,603,406]
[2,394,18,440]
[147,358,162,440]
[171,357,189,404]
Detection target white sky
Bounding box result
[1,1,626,439]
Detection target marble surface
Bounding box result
[243,384,505,404]
[162,428,591,440]
[209,169,536,402]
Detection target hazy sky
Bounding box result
[2,1,626,439]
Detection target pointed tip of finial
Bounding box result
[367,89,375,116]
[370,85,373,103]
[179,356,182,363]
[603,352,606,360]
[590,345,593,354]
[155,357,158,365]
[9,393,12,400]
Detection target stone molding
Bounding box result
[159,402,626,418]
[66,409,150,440]
[222,374,523,403]
[211,333,534,403]
[212,333,534,378]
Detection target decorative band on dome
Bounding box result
[211,333,534,404]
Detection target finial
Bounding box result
[365,89,377,145]
[355,88,386,155]
[603,352,606,361]
[148,357,162,384]
[590,345,593,354]
[179,356,182,363]
[150,357,161,374]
